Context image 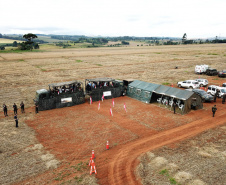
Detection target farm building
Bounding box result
[127,80,203,114]
[85,77,125,101]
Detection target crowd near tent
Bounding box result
[85,77,125,101]
[127,80,203,114]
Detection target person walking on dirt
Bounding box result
[20,101,25,113]
[13,103,18,115]
[212,105,217,117]
[3,103,8,117]
[14,114,19,127]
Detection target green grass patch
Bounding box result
[173,58,179,61]
[159,169,179,184]
[154,52,161,54]
[212,78,219,80]
[96,64,103,66]
[159,169,169,176]
[35,65,46,72]
[162,82,171,85]
[18,59,25,62]
[76,60,83,63]
[208,53,218,55]
[0,49,44,53]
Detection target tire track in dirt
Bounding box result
[96,112,226,185]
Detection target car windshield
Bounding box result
[192,82,198,84]
[221,89,226,93]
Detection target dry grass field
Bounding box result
[0,44,226,185]
[0,38,23,43]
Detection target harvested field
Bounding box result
[0,44,226,185]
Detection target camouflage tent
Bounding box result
[85,78,124,101]
[127,80,203,114]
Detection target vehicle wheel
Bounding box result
[200,84,203,87]
[189,86,193,89]
[178,84,181,88]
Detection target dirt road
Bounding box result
[96,108,226,185]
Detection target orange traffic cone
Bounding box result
[90,159,97,175]
[106,141,109,150]
[88,157,93,166]
[92,150,95,159]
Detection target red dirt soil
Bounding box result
[18,96,226,185]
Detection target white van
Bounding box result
[195,65,209,74]
[207,85,226,97]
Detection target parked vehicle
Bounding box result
[207,85,226,97]
[195,65,209,74]
[186,89,214,102]
[206,68,218,76]
[195,78,208,87]
[218,70,226,78]
[223,83,226,87]
[177,80,200,89]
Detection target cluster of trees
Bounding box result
[78,37,108,45]
[17,33,39,50]
[121,41,129,45]
[0,33,42,51]
[55,42,71,48]
[51,35,84,41]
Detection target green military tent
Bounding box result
[127,80,203,114]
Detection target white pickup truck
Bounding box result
[177,80,200,89]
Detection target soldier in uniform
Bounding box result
[222,94,226,104]
[214,92,217,102]
[212,105,217,117]
[14,114,18,127]
[35,103,39,114]
[3,104,8,117]
[20,101,25,113]
[173,101,176,114]
[13,103,18,115]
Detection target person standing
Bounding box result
[214,92,217,102]
[35,103,39,114]
[173,101,176,114]
[20,101,25,113]
[3,104,8,117]
[222,94,226,104]
[14,114,18,127]
[212,105,217,117]
[13,103,18,115]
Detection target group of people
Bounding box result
[51,83,82,95]
[86,81,114,92]
[2,102,25,128]
[214,89,226,104]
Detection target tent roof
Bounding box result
[48,80,81,88]
[129,80,194,100]
[86,77,115,82]
[129,80,161,91]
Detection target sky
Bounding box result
[1,0,226,38]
